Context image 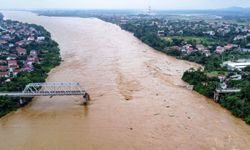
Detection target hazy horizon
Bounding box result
[0,0,250,10]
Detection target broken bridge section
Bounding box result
[0,82,90,104]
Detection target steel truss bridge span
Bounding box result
[0,82,90,104]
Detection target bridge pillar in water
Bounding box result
[19,98,25,106]
[83,93,90,105]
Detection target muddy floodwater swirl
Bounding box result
[0,11,250,150]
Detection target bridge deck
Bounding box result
[0,91,85,97]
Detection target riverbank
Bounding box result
[1,11,250,150]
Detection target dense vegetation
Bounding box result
[0,24,61,117]
[182,69,218,97]
[182,68,250,124]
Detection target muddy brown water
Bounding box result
[1,11,250,150]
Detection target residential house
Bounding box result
[16,41,25,46]
[157,30,165,37]
[7,60,17,67]
[216,46,225,54]
[27,36,35,41]
[241,48,250,52]
[224,44,234,50]
[202,50,211,57]
[37,36,45,41]
[16,47,27,56]
[6,54,17,60]
[230,74,242,81]
[196,44,205,51]
[187,47,194,54]
[8,64,19,72]
[0,65,8,72]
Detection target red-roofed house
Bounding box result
[8,60,17,67]
[16,41,25,46]
[9,64,19,69]
[224,44,234,50]
[187,47,194,54]
[0,66,8,71]
[8,64,19,72]
[0,60,7,64]
[16,47,27,56]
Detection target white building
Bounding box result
[230,74,242,81]
[222,61,250,70]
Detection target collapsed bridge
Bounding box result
[0,82,90,105]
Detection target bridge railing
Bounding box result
[0,82,86,97]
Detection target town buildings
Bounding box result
[222,60,250,70]
[0,19,45,81]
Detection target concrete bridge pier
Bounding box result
[83,93,90,105]
[19,98,27,106]
[19,98,24,105]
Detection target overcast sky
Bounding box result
[0,0,250,10]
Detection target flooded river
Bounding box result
[1,11,250,150]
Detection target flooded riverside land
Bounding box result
[0,11,250,150]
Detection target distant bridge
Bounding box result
[0,82,90,104]
[214,88,241,102]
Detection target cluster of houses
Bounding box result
[221,59,250,71]
[169,43,244,57]
[0,19,45,81]
[111,15,250,57]
[155,21,250,56]
[154,19,250,39]
[214,59,250,89]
